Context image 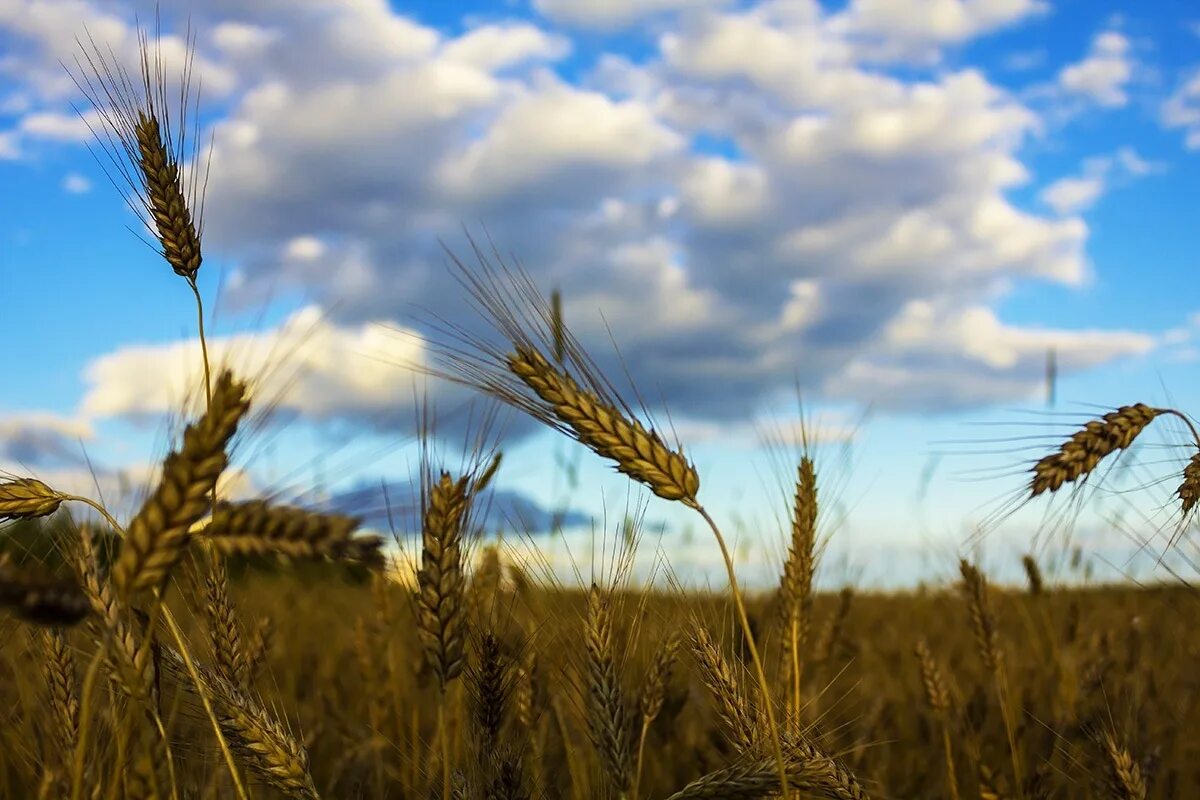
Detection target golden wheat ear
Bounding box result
[1029,403,1160,497]
[0,478,63,520]
[113,370,249,602]
[70,20,207,283]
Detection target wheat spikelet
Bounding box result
[416,471,469,689]
[690,624,757,751]
[959,559,1001,675]
[640,631,680,723]
[165,648,319,798]
[201,500,375,564]
[1029,404,1159,496]
[113,370,249,601]
[1177,450,1200,515]
[914,638,950,713]
[0,478,62,520]
[508,347,700,503]
[585,584,633,796]
[204,556,248,687]
[42,627,80,764]
[0,561,90,626]
[1101,733,1147,800]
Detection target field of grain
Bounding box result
[1,17,1198,800]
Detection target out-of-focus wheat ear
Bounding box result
[1029,403,1160,497]
[246,616,274,683]
[813,587,853,664]
[0,478,62,520]
[204,555,248,687]
[914,639,950,714]
[959,560,1001,675]
[0,561,90,626]
[474,451,503,494]
[690,624,757,752]
[584,584,633,796]
[1101,732,1147,800]
[1021,555,1044,596]
[640,631,681,724]
[200,500,378,566]
[416,471,469,689]
[164,648,319,799]
[508,347,701,503]
[42,627,81,767]
[113,370,249,602]
[1176,450,1200,515]
[978,764,1010,800]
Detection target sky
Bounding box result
[3,0,1200,590]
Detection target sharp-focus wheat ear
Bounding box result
[0,561,90,626]
[200,500,379,566]
[416,470,469,689]
[113,370,249,602]
[690,624,757,752]
[778,456,817,716]
[1176,450,1200,515]
[42,627,81,765]
[508,347,700,503]
[584,584,633,796]
[0,478,62,520]
[1100,732,1147,800]
[1029,404,1160,497]
[1021,554,1044,596]
[204,555,248,688]
[164,647,319,799]
[70,20,207,282]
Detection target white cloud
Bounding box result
[61,172,91,194]
[1040,175,1105,215]
[439,23,570,71]
[533,0,731,28]
[834,0,1047,62]
[1058,31,1133,108]
[80,307,434,426]
[0,412,93,467]
[1162,71,1200,150]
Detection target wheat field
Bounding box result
[1,20,1198,800]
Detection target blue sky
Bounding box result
[3,0,1200,589]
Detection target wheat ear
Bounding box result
[113,370,249,601]
[584,584,633,796]
[1029,404,1159,496]
[0,478,63,520]
[778,456,816,729]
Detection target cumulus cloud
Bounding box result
[1057,31,1134,108]
[533,0,731,29]
[80,306,438,428]
[0,413,93,468]
[1039,148,1163,215]
[0,0,1163,421]
[833,0,1047,62]
[1162,71,1200,150]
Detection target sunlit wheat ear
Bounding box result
[200,500,380,566]
[71,21,207,282]
[1029,403,1160,497]
[164,648,319,799]
[508,346,700,503]
[1100,732,1147,800]
[0,478,62,520]
[204,556,249,688]
[690,624,757,752]
[113,370,249,602]
[1176,450,1200,515]
[416,471,469,688]
[42,627,81,764]
[779,456,817,649]
[0,561,90,626]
